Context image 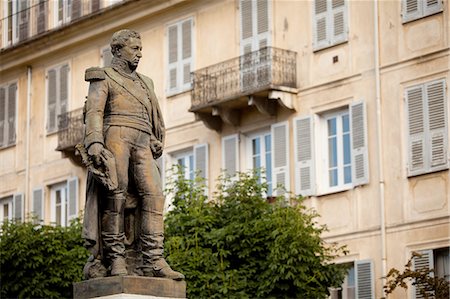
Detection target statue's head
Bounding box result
[110,29,142,69]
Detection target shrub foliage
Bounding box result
[0,218,89,299]
[164,168,347,298]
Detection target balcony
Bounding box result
[190,47,297,131]
[56,108,84,155]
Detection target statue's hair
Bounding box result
[110,29,141,56]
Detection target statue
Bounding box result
[78,29,184,280]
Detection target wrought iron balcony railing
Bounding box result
[191,47,297,111]
[56,108,84,152]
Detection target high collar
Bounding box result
[111,57,137,79]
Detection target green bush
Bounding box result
[0,218,89,299]
[164,168,348,299]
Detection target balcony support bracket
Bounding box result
[248,96,276,116]
[195,113,222,132]
[269,90,296,111]
[212,106,240,127]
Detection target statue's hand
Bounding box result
[88,143,104,166]
[150,137,163,159]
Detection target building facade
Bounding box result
[0,0,448,298]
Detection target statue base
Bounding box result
[73,276,186,299]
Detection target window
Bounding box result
[329,261,374,299]
[0,196,13,224]
[406,79,448,176]
[295,102,368,196]
[412,248,450,298]
[169,144,208,182]
[313,0,348,51]
[50,178,78,226]
[174,151,195,181]
[0,82,17,148]
[248,132,273,196]
[402,0,443,23]
[240,0,270,54]
[46,64,69,133]
[36,0,47,34]
[167,17,193,94]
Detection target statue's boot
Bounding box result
[102,210,127,276]
[140,211,184,280]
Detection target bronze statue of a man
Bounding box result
[81,29,183,280]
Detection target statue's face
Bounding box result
[118,37,142,69]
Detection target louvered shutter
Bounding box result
[37,0,47,34]
[240,0,269,54]
[294,116,315,196]
[67,177,78,221]
[7,83,16,145]
[222,135,239,177]
[403,0,421,22]
[181,19,193,88]
[271,122,290,196]
[59,65,69,131]
[18,0,29,42]
[313,0,329,49]
[355,260,375,299]
[331,0,347,44]
[194,144,208,181]
[168,24,178,92]
[71,0,82,20]
[406,85,425,175]
[426,80,448,172]
[13,193,23,221]
[350,101,369,186]
[0,87,5,146]
[424,0,442,17]
[102,47,113,67]
[412,250,434,299]
[91,0,100,12]
[47,69,57,132]
[32,188,44,222]
[240,0,254,53]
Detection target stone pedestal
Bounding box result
[73,276,186,299]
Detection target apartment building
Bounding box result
[0,0,448,298]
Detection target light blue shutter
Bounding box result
[168,24,178,92]
[294,116,315,196]
[194,143,208,181]
[240,0,254,53]
[222,135,239,177]
[403,0,421,22]
[181,19,193,89]
[350,101,369,186]
[271,122,290,196]
[13,193,24,221]
[47,69,57,132]
[67,177,78,221]
[412,250,434,299]
[406,85,426,176]
[424,0,443,16]
[313,0,329,49]
[331,0,347,44]
[32,187,44,223]
[355,260,374,299]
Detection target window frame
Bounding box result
[0,195,13,224]
[50,182,68,227]
[246,130,273,196]
[54,0,72,26]
[166,16,195,96]
[0,80,18,148]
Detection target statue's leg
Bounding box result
[132,133,184,280]
[103,126,130,276]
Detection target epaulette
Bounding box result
[85,67,105,81]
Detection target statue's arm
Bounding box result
[84,68,108,149]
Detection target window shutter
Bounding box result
[424,0,442,16]
[32,188,44,222]
[403,0,421,22]
[222,135,239,177]
[355,260,375,299]
[60,65,69,116]
[331,0,347,44]
[294,116,315,196]
[102,47,113,67]
[406,85,426,176]
[47,69,57,131]
[36,0,47,34]
[240,0,254,52]
[7,83,16,145]
[67,177,78,221]
[426,80,448,172]
[91,0,101,12]
[271,122,290,196]
[0,87,5,146]
[194,143,208,181]
[18,0,29,42]
[181,19,192,87]
[412,250,434,299]
[13,193,24,221]
[313,0,329,49]
[257,0,269,35]
[71,0,82,20]
[168,25,178,91]
[350,101,369,186]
